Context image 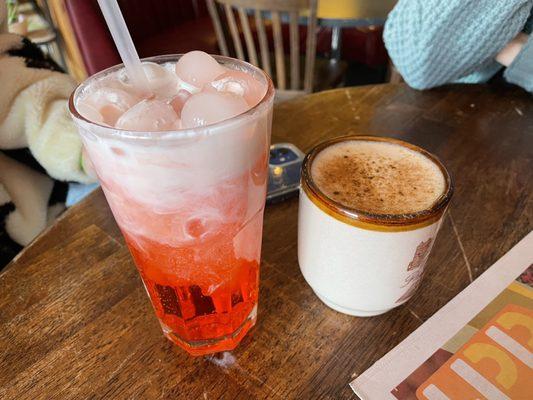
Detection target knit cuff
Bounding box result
[504,34,533,92]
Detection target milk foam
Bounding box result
[74,60,271,245]
[311,140,446,215]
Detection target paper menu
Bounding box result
[350,231,533,399]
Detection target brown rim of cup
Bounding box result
[301,135,454,230]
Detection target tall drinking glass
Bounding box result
[69,55,274,355]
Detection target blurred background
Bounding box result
[6,0,399,89]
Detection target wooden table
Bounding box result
[1,84,532,399]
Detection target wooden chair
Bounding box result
[207,0,323,98]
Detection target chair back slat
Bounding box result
[237,7,258,66]
[224,3,245,60]
[254,10,272,77]
[303,0,317,92]
[209,0,318,93]
[216,0,309,12]
[289,11,300,90]
[206,0,229,56]
[271,11,286,90]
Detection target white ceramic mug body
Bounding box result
[298,189,446,316]
[297,136,453,317]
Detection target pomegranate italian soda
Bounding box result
[69,52,274,355]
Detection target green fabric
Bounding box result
[384,0,533,92]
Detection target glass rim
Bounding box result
[68,54,275,140]
[301,135,454,227]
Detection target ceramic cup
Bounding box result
[298,136,453,316]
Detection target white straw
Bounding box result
[97,0,151,93]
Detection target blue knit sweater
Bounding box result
[384,0,533,92]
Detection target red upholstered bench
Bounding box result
[65,0,387,77]
[65,0,218,76]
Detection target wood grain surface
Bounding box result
[1,84,532,399]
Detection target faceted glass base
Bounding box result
[160,304,257,356]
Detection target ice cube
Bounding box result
[83,87,140,126]
[142,62,172,82]
[115,99,178,131]
[206,70,267,107]
[114,62,178,98]
[181,92,249,128]
[143,62,178,98]
[175,51,224,89]
[99,74,132,93]
[168,89,192,117]
[77,102,104,124]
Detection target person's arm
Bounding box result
[496,32,529,66]
[384,0,533,89]
[502,33,533,91]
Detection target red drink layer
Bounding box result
[124,218,261,355]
